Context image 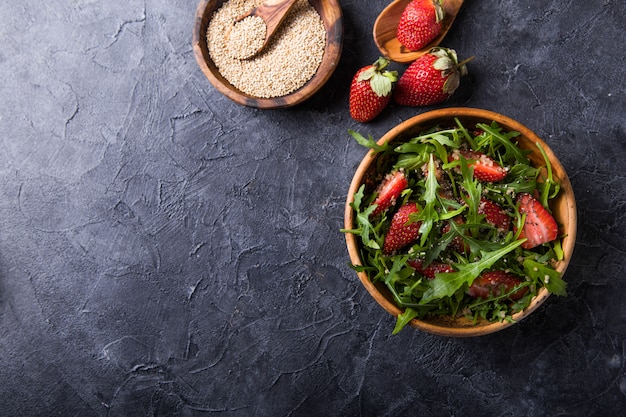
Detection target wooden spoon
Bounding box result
[234,0,299,57]
[373,0,464,63]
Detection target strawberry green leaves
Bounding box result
[357,57,397,97]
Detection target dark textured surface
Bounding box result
[0,0,624,415]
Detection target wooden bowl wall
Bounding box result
[344,108,577,337]
[192,0,343,109]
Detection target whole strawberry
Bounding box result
[393,47,471,107]
[397,0,445,51]
[349,57,398,122]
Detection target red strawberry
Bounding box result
[516,192,558,249]
[393,47,471,107]
[349,57,398,122]
[408,258,455,279]
[396,0,445,51]
[383,202,421,254]
[468,270,528,301]
[452,149,508,182]
[478,197,511,231]
[371,170,408,217]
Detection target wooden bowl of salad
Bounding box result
[343,107,576,337]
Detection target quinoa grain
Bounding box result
[227,16,267,60]
[207,0,326,98]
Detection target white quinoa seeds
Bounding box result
[226,16,267,60]
[207,0,326,98]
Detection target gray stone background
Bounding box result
[0,0,624,415]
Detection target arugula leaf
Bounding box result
[348,130,391,154]
[535,142,561,209]
[524,258,567,296]
[342,185,382,250]
[422,130,461,148]
[455,117,477,150]
[394,142,433,170]
[490,164,539,195]
[457,153,482,235]
[553,239,564,261]
[351,182,364,212]
[422,230,456,267]
[394,141,432,154]
[392,308,419,335]
[413,155,441,245]
[421,239,526,303]
[476,122,529,164]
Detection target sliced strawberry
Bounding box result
[452,149,508,182]
[442,217,470,254]
[383,203,421,254]
[478,197,511,231]
[408,258,455,279]
[516,192,558,249]
[468,270,528,301]
[371,170,408,217]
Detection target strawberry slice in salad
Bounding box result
[383,202,421,254]
[371,170,408,217]
[516,192,558,249]
[343,119,567,334]
[451,149,508,182]
[478,197,511,231]
[408,258,455,279]
[468,270,528,301]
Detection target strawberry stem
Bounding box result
[456,56,475,69]
[374,56,390,71]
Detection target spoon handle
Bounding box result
[260,0,299,43]
[237,0,299,42]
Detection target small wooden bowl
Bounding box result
[344,108,577,337]
[192,0,343,109]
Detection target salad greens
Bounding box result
[343,118,567,334]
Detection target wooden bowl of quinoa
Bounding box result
[193,0,343,108]
[344,108,577,337]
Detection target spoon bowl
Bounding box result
[234,0,299,58]
[373,0,464,63]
